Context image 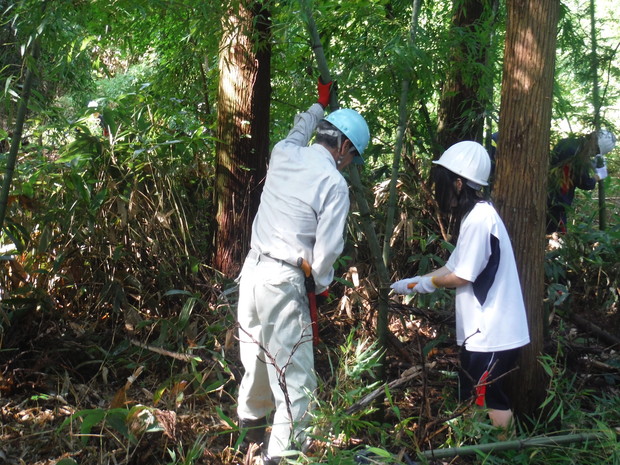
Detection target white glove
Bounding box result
[596,165,608,181]
[390,278,417,295]
[390,276,437,295]
[592,154,608,180]
[410,276,437,294]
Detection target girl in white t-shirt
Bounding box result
[391,141,530,431]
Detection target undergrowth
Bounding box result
[2,185,618,464]
[1,96,618,464]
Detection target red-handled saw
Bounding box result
[297,257,319,346]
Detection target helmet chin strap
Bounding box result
[466,180,483,190]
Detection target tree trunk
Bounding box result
[436,0,494,152]
[213,0,271,278]
[494,0,560,417]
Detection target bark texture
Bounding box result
[436,0,494,152]
[214,1,271,277]
[494,0,560,417]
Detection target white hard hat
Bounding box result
[433,141,491,186]
[597,129,616,155]
[325,109,370,162]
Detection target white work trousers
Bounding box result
[236,253,316,457]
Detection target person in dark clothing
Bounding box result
[546,130,615,234]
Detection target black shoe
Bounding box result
[261,453,281,465]
[239,417,267,447]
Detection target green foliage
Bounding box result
[60,405,164,445]
[310,332,384,444]
[166,433,208,465]
[554,0,620,131]
[56,460,78,465]
[544,209,620,315]
[1,0,96,131]
[0,80,217,344]
[405,233,451,274]
[1,1,619,464]
[270,0,465,163]
[339,333,383,381]
[431,350,618,465]
[298,324,620,465]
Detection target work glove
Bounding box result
[390,277,417,295]
[596,165,608,181]
[390,276,437,295]
[592,154,608,180]
[410,276,437,294]
[317,77,333,108]
[316,289,329,307]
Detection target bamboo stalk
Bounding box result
[298,0,337,111]
[0,40,40,232]
[420,431,612,460]
[297,0,392,380]
[382,0,421,268]
[589,0,606,231]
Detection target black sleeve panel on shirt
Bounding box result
[473,234,500,306]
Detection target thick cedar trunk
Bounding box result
[213,1,271,278]
[494,0,559,417]
[436,0,493,152]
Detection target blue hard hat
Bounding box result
[325,109,370,163]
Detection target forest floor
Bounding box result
[0,284,618,465]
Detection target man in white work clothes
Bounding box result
[236,79,370,465]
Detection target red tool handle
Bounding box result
[297,257,319,345]
[307,293,319,346]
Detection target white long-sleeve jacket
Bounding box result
[250,103,350,292]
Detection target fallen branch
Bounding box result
[558,310,620,348]
[129,339,200,362]
[346,363,434,415]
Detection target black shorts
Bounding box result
[458,348,520,410]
